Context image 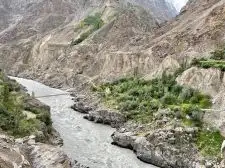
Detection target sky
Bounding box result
[169,0,189,12]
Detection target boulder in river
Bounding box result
[84,108,126,128]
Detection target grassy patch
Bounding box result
[82,13,104,30]
[92,73,211,125]
[71,13,104,46]
[197,129,224,158]
[0,72,51,138]
[192,48,225,71]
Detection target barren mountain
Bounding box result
[0,0,176,72]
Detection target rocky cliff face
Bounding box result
[0,132,85,168]
[120,0,178,22]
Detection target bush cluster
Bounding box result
[71,13,104,46]
[197,129,224,158]
[0,72,51,137]
[191,48,225,71]
[93,73,211,125]
[83,13,104,30]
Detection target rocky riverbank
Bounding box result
[0,131,90,168]
[0,132,69,168]
[0,73,88,168]
[71,86,225,168]
[71,93,126,128]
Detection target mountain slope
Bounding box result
[0,0,176,77]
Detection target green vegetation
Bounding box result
[197,129,224,158]
[0,72,51,138]
[192,48,225,71]
[92,70,225,158]
[82,13,104,30]
[93,73,211,125]
[71,31,91,46]
[92,51,225,158]
[71,13,104,46]
[211,48,225,60]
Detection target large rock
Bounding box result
[177,67,225,132]
[84,108,126,128]
[0,134,30,168]
[71,102,92,114]
[24,142,72,168]
[0,133,81,168]
[176,67,222,97]
[111,125,218,168]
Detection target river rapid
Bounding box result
[11,77,157,168]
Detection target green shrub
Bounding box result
[3,84,9,103]
[119,100,139,112]
[83,13,104,30]
[178,87,194,103]
[0,107,16,131]
[191,48,225,71]
[149,99,162,110]
[93,74,211,124]
[181,104,198,116]
[211,48,225,60]
[160,93,177,105]
[191,110,204,126]
[71,30,91,45]
[24,106,52,126]
[16,119,40,137]
[199,98,212,108]
[197,130,224,157]
[0,72,52,138]
[117,94,134,102]
[71,13,104,46]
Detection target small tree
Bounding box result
[3,84,9,103]
[210,48,225,60]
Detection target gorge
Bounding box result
[2,0,225,168]
[11,76,157,168]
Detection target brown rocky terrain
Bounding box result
[0,133,72,168]
[0,0,176,85]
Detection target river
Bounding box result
[10,77,157,168]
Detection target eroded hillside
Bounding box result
[0,0,176,83]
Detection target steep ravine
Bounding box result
[11,77,157,168]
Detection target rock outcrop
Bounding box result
[84,108,126,128]
[0,133,30,168]
[176,67,225,135]
[72,93,126,128]
[0,133,69,168]
[111,125,221,168]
